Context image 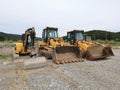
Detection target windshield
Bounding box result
[86,36,92,40]
[47,30,58,38]
[75,32,84,40]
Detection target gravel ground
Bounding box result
[0,48,120,90]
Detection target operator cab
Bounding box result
[84,34,95,41]
[67,30,84,45]
[42,27,58,42]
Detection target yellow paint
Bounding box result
[77,40,96,54]
[14,43,30,54]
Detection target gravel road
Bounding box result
[0,48,120,90]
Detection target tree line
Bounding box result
[62,30,120,41]
[0,32,21,41]
[0,30,120,41]
[0,32,40,41]
[85,30,120,41]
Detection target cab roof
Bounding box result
[67,30,84,33]
[44,27,58,30]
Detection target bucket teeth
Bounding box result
[53,59,84,64]
[52,46,84,64]
[60,61,64,64]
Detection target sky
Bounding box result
[0,0,120,37]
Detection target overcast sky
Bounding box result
[0,0,120,37]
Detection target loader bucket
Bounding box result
[86,45,114,60]
[103,46,114,56]
[86,45,105,60]
[52,46,83,64]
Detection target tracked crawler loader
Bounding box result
[39,27,83,64]
[67,30,114,60]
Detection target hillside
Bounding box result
[0,32,21,41]
[85,30,120,41]
[62,30,120,41]
[0,30,120,41]
[0,32,41,41]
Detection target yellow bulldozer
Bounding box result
[67,30,114,60]
[39,27,83,64]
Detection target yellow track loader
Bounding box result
[39,27,83,64]
[67,30,114,60]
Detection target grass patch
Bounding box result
[0,41,15,48]
[0,54,13,59]
[0,54,6,59]
[96,40,120,46]
[110,41,120,46]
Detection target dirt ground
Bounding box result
[0,48,120,90]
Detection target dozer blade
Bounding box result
[86,45,114,60]
[23,57,46,69]
[52,46,83,64]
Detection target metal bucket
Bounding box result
[103,46,114,57]
[86,45,114,60]
[52,46,83,64]
[86,45,105,60]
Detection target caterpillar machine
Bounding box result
[84,34,95,41]
[14,27,46,69]
[67,30,114,60]
[14,27,36,56]
[39,27,83,64]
